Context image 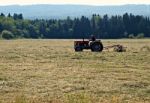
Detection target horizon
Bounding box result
[0,0,150,6]
[0,3,150,7]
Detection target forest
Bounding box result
[0,13,150,39]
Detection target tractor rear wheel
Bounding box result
[90,42,103,52]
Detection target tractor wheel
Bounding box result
[75,46,83,52]
[90,42,103,52]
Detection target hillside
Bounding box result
[0,4,150,19]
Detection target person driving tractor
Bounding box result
[90,35,96,41]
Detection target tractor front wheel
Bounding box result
[75,46,83,52]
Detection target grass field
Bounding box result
[0,39,150,103]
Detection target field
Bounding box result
[0,39,150,103]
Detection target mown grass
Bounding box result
[0,39,150,103]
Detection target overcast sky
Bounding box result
[0,0,150,6]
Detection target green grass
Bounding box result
[0,39,150,103]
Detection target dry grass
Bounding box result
[0,39,150,103]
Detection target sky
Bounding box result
[0,0,150,6]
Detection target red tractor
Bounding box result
[74,38,103,52]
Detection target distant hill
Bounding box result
[0,4,150,19]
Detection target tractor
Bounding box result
[74,38,103,52]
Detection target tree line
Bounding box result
[0,13,150,39]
